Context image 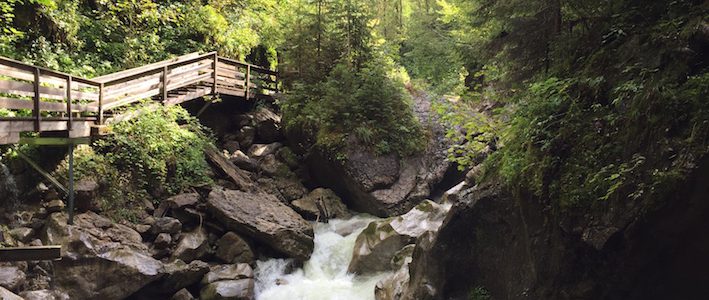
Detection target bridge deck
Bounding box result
[0,52,278,144]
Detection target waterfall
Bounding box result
[0,161,20,207]
[254,215,392,300]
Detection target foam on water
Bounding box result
[254,215,391,300]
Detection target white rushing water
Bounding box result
[255,215,391,300]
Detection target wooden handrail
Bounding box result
[0,51,279,142]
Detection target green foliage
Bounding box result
[469,286,491,300]
[282,56,425,157]
[59,105,214,221]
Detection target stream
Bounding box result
[254,215,391,300]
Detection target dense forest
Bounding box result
[0,0,707,299]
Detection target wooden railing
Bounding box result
[0,52,278,140]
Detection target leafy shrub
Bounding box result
[59,104,214,221]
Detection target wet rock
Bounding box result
[215,232,254,264]
[247,143,282,159]
[207,188,314,260]
[45,199,65,213]
[75,179,100,212]
[150,217,182,235]
[172,227,209,263]
[171,288,195,300]
[348,200,450,274]
[0,287,23,300]
[9,227,34,243]
[201,264,253,285]
[236,126,256,150]
[0,265,26,291]
[154,233,172,249]
[291,188,351,221]
[200,279,254,300]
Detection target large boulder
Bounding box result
[0,287,23,300]
[40,212,165,300]
[348,200,449,274]
[251,107,282,143]
[303,93,452,217]
[134,260,210,299]
[201,264,253,285]
[206,188,314,260]
[0,265,26,291]
[75,179,100,212]
[291,188,351,220]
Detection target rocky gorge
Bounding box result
[0,92,465,300]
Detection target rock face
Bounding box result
[0,287,23,300]
[304,92,452,217]
[402,158,709,300]
[134,260,209,299]
[291,188,351,220]
[206,188,314,260]
[348,200,449,274]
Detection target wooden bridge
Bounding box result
[0,51,278,144]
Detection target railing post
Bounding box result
[33,67,41,132]
[98,83,104,125]
[213,53,218,94]
[245,65,251,100]
[162,65,168,101]
[66,75,72,131]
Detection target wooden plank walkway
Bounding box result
[0,52,278,144]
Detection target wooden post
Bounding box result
[67,142,75,225]
[162,65,168,101]
[33,67,41,132]
[98,83,104,125]
[245,65,251,100]
[66,75,72,131]
[212,53,218,94]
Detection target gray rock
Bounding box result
[154,233,172,249]
[224,141,241,154]
[9,227,34,243]
[150,217,182,235]
[172,227,209,263]
[207,188,314,260]
[236,126,256,150]
[229,151,261,173]
[291,188,351,221]
[75,179,100,212]
[251,107,282,143]
[201,264,253,285]
[200,279,254,300]
[0,266,26,291]
[247,143,282,159]
[215,232,254,264]
[303,92,452,217]
[171,288,195,300]
[134,260,209,299]
[45,199,65,213]
[19,289,69,300]
[0,287,23,300]
[348,200,450,274]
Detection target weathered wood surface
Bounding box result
[0,246,62,262]
[204,146,253,191]
[0,52,278,144]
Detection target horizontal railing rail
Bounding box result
[0,52,278,142]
